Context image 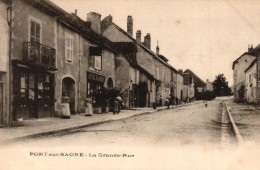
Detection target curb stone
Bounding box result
[225,102,244,146]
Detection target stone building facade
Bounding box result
[0,0,10,126]
[245,59,257,103]
[101,15,180,107]
[4,0,119,125]
[232,46,258,102]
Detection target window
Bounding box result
[89,47,102,70]
[249,74,252,83]
[94,55,102,70]
[30,20,41,43]
[65,34,73,62]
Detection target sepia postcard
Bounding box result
[1,0,260,169]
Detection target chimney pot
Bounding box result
[156,40,159,55]
[127,16,133,36]
[144,33,151,50]
[178,69,183,73]
[136,30,141,43]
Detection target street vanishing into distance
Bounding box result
[12,98,236,147]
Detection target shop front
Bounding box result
[13,61,55,120]
[86,71,106,113]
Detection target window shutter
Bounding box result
[70,38,73,61]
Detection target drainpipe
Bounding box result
[78,34,81,113]
[7,0,12,126]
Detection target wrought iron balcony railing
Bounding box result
[23,42,56,67]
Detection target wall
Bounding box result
[0,1,9,125]
[177,73,183,100]
[55,23,80,114]
[115,54,130,107]
[0,1,9,72]
[12,0,56,60]
[233,54,256,100]
[102,49,116,90]
[245,63,257,103]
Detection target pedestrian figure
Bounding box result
[61,92,70,119]
[159,95,162,107]
[113,99,119,115]
[116,96,122,114]
[166,98,169,109]
[175,97,179,107]
[84,98,93,116]
[205,101,208,108]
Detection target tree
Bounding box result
[212,74,232,96]
[238,85,245,102]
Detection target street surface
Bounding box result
[5,99,260,170]
[13,99,236,147]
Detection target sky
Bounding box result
[51,0,260,85]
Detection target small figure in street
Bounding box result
[159,95,162,107]
[205,101,208,108]
[84,98,93,116]
[175,97,179,107]
[166,98,169,109]
[116,95,122,114]
[113,99,119,115]
[61,92,70,119]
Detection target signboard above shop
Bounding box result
[87,72,105,83]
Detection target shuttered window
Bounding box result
[65,35,73,62]
[30,21,40,43]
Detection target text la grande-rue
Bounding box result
[89,153,134,158]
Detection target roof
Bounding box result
[244,58,257,73]
[232,52,256,70]
[232,45,260,70]
[184,69,205,86]
[159,55,169,62]
[101,19,179,72]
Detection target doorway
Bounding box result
[62,77,76,114]
[107,77,113,90]
[138,82,148,107]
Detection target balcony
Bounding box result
[23,42,56,67]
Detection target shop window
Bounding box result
[65,34,73,62]
[17,70,53,107]
[38,74,51,106]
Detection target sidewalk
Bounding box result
[226,99,260,144]
[0,105,173,144]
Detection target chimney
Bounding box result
[127,16,133,36]
[101,15,113,33]
[144,33,151,49]
[156,40,159,55]
[87,12,101,34]
[75,9,77,15]
[248,44,254,53]
[178,69,183,73]
[136,30,141,43]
